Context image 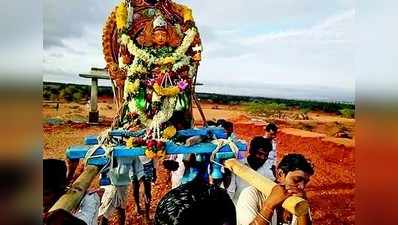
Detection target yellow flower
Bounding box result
[182,7,193,22]
[163,126,177,139]
[160,56,175,65]
[157,150,166,158]
[174,3,193,22]
[127,79,140,94]
[116,2,128,30]
[129,64,147,75]
[126,138,134,148]
[145,149,154,159]
[153,83,180,96]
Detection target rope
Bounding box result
[210,138,240,163]
[83,129,114,173]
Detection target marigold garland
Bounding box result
[116,2,128,30]
[153,83,180,97]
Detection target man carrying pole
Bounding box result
[235,154,314,225]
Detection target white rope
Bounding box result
[210,138,240,163]
[83,129,114,173]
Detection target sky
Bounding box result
[43,0,355,102]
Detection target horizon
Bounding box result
[43,79,354,104]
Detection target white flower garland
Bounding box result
[127,95,177,132]
[172,55,191,72]
[149,96,176,131]
[121,27,197,66]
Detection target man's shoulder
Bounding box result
[244,186,266,195]
[239,186,267,203]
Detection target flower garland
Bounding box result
[124,79,140,96]
[116,1,128,30]
[163,125,177,139]
[153,83,180,96]
[127,96,177,131]
[120,27,197,66]
[116,4,199,147]
[149,96,177,132]
[127,63,147,76]
[145,139,166,159]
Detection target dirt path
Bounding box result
[43,102,355,225]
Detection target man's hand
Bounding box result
[264,184,307,209]
[263,185,290,210]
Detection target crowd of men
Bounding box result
[43,122,315,225]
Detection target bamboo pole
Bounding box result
[224,159,309,217]
[49,165,100,212]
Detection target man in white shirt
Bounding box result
[236,154,314,225]
[98,157,144,225]
[226,136,275,204]
[166,154,185,188]
[264,123,278,168]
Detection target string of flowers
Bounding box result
[123,79,140,96]
[149,96,177,135]
[121,27,197,66]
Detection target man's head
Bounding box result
[247,136,273,170]
[154,179,236,225]
[206,120,217,126]
[276,154,314,191]
[43,159,68,212]
[264,123,278,140]
[217,119,234,138]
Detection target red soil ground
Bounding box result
[43,102,355,225]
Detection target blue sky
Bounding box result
[44,0,355,101]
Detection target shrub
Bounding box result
[339,108,355,118]
[245,102,288,117]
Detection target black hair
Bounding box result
[43,159,67,193]
[222,121,233,131]
[249,136,273,155]
[277,154,314,175]
[154,179,236,225]
[216,119,226,126]
[206,120,217,126]
[216,119,234,137]
[265,122,278,132]
[169,111,191,130]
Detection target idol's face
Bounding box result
[153,29,168,46]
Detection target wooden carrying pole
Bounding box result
[224,159,309,217]
[49,165,100,212]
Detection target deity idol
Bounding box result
[102,0,202,151]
